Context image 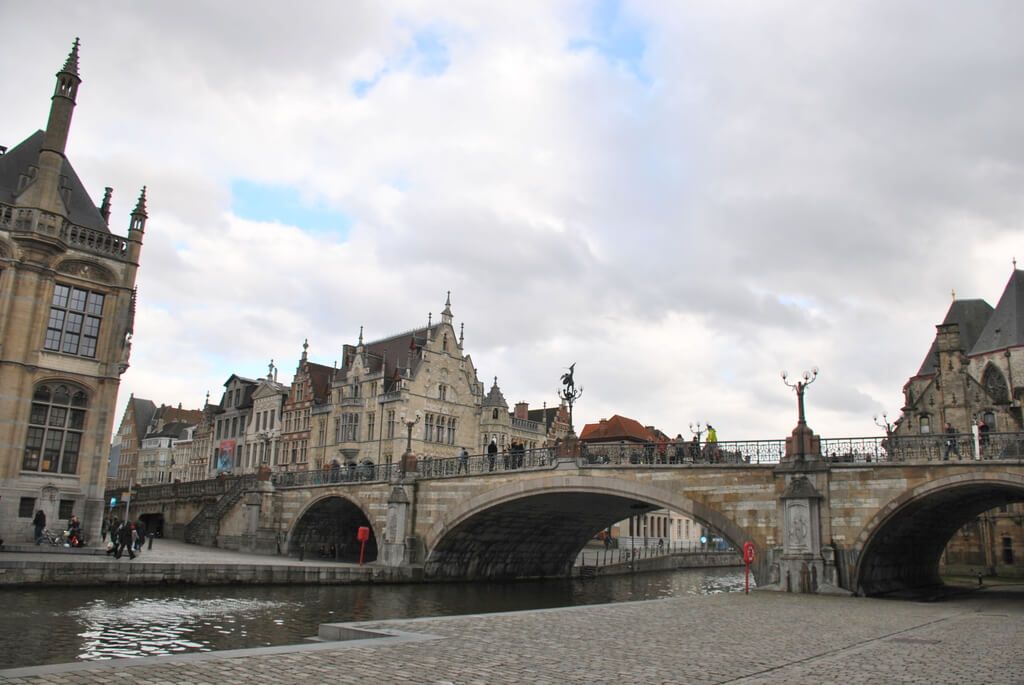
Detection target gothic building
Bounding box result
[896,267,1024,577]
[896,268,1023,436]
[0,41,145,543]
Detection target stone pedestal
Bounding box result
[381,485,414,566]
[399,450,418,476]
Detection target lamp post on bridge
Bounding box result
[873,413,896,462]
[689,422,706,462]
[399,410,422,475]
[781,367,821,460]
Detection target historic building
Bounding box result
[244,362,288,471]
[479,379,571,454]
[0,41,145,543]
[110,395,156,489]
[211,375,258,474]
[896,268,1023,437]
[279,343,332,472]
[896,267,1024,577]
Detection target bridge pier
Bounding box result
[381,481,418,566]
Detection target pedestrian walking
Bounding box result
[134,519,147,552]
[457,447,470,474]
[977,418,990,458]
[944,422,961,460]
[32,509,46,544]
[116,522,138,560]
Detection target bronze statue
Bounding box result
[561,363,576,392]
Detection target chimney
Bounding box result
[514,402,529,420]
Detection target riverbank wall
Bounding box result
[576,551,742,578]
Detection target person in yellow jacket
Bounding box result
[706,424,719,463]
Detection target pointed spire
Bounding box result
[129,186,148,235]
[62,38,81,76]
[441,291,454,324]
[358,325,364,346]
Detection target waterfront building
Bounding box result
[896,267,1024,577]
[0,41,145,543]
[110,395,156,489]
[211,375,258,474]
[245,362,288,471]
[329,296,484,469]
[279,342,332,472]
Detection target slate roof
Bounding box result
[306,362,335,403]
[482,378,508,408]
[129,397,157,448]
[0,130,109,232]
[915,299,994,376]
[970,269,1024,356]
[341,325,437,388]
[579,415,654,443]
[527,406,562,431]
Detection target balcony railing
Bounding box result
[2,203,129,259]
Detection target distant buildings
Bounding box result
[107,294,572,485]
[0,41,145,544]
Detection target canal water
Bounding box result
[0,567,746,670]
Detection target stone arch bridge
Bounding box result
[126,434,1024,597]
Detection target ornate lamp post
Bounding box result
[781,367,820,460]
[558,363,583,433]
[399,410,422,474]
[874,413,895,462]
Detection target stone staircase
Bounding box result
[184,475,255,546]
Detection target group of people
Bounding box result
[484,439,531,471]
[31,510,85,547]
[101,516,152,560]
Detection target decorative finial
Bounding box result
[445,290,451,307]
[62,38,81,75]
[951,288,956,301]
[493,376,498,387]
[428,312,432,326]
[204,390,210,406]
[358,325,364,346]
[268,359,274,380]
[301,338,309,361]
[1014,256,1018,270]
[132,186,148,217]
[99,187,113,222]
[459,322,464,347]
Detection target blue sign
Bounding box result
[109,496,117,507]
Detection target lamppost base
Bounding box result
[400,450,418,476]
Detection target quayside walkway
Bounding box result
[1,588,1021,684]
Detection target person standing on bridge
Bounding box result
[487,439,498,471]
[458,447,470,474]
[706,424,719,463]
[944,422,961,460]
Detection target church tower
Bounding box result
[0,41,146,545]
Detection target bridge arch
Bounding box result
[423,475,755,581]
[852,470,1024,596]
[287,492,380,563]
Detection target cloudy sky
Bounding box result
[3,2,1022,440]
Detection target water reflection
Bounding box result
[0,567,746,670]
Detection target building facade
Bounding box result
[0,41,145,543]
[896,267,1024,577]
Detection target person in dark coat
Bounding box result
[32,510,46,544]
[134,519,146,551]
[487,440,498,471]
[115,523,137,560]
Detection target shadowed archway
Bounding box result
[855,473,1024,596]
[289,495,378,563]
[423,475,754,581]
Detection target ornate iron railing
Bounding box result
[417,447,559,479]
[579,440,786,465]
[271,463,401,487]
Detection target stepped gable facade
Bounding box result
[0,41,146,544]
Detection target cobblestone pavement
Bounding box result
[2,587,1022,684]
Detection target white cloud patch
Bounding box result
[2,1,1022,437]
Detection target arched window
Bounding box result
[23,382,88,474]
[492,408,499,420]
[982,364,1009,404]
